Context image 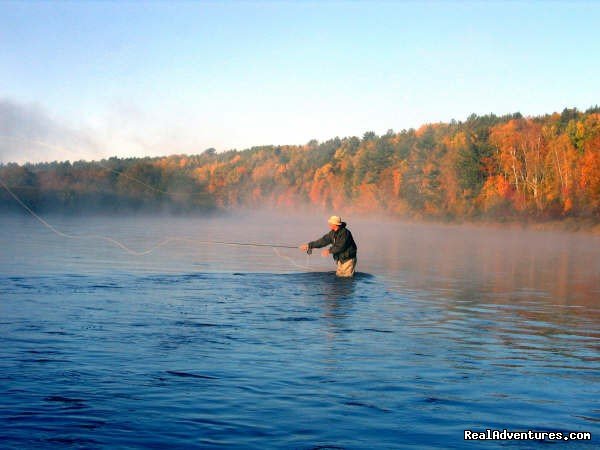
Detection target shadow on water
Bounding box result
[229,271,375,281]
[169,271,379,326]
[202,270,376,304]
[179,270,375,298]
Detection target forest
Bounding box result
[1,107,599,224]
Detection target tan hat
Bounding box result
[327,215,342,226]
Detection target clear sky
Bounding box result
[1,0,599,163]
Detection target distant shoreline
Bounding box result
[2,108,599,228]
[2,207,599,237]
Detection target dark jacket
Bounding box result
[308,223,357,263]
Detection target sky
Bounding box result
[1,0,599,163]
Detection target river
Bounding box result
[1,213,598,448]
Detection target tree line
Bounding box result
[1,107,599,222]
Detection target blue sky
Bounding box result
[1,1,599,162]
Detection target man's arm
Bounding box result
[308,233,332,249]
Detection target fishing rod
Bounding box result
[207,241,298,249]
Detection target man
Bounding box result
[300,215,358,278]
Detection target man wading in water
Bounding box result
[300,215,358,278]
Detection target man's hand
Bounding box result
[321,249,330,257]
[299,243,309,252]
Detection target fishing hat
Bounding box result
[327,215,343,226]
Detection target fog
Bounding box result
[2,209,598,310]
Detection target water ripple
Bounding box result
[1,270,598,448]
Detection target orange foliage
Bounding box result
[490,119,548,210]
[478,175,513,213]
[352,184,379,213]
[579,135,600,213]
[5,109,598,222]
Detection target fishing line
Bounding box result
[0,136,315,269]
[0,176,175,256]
[272,247,313,271]
[0,176,303,254]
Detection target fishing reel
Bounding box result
[306,247,312,255]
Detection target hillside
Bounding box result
[1,108,599,224]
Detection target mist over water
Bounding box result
[1,213,599,448]
[4,212,598,305]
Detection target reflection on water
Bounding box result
[0,214,599,448]
[362,220,600,309]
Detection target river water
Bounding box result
[1,213,599,449]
